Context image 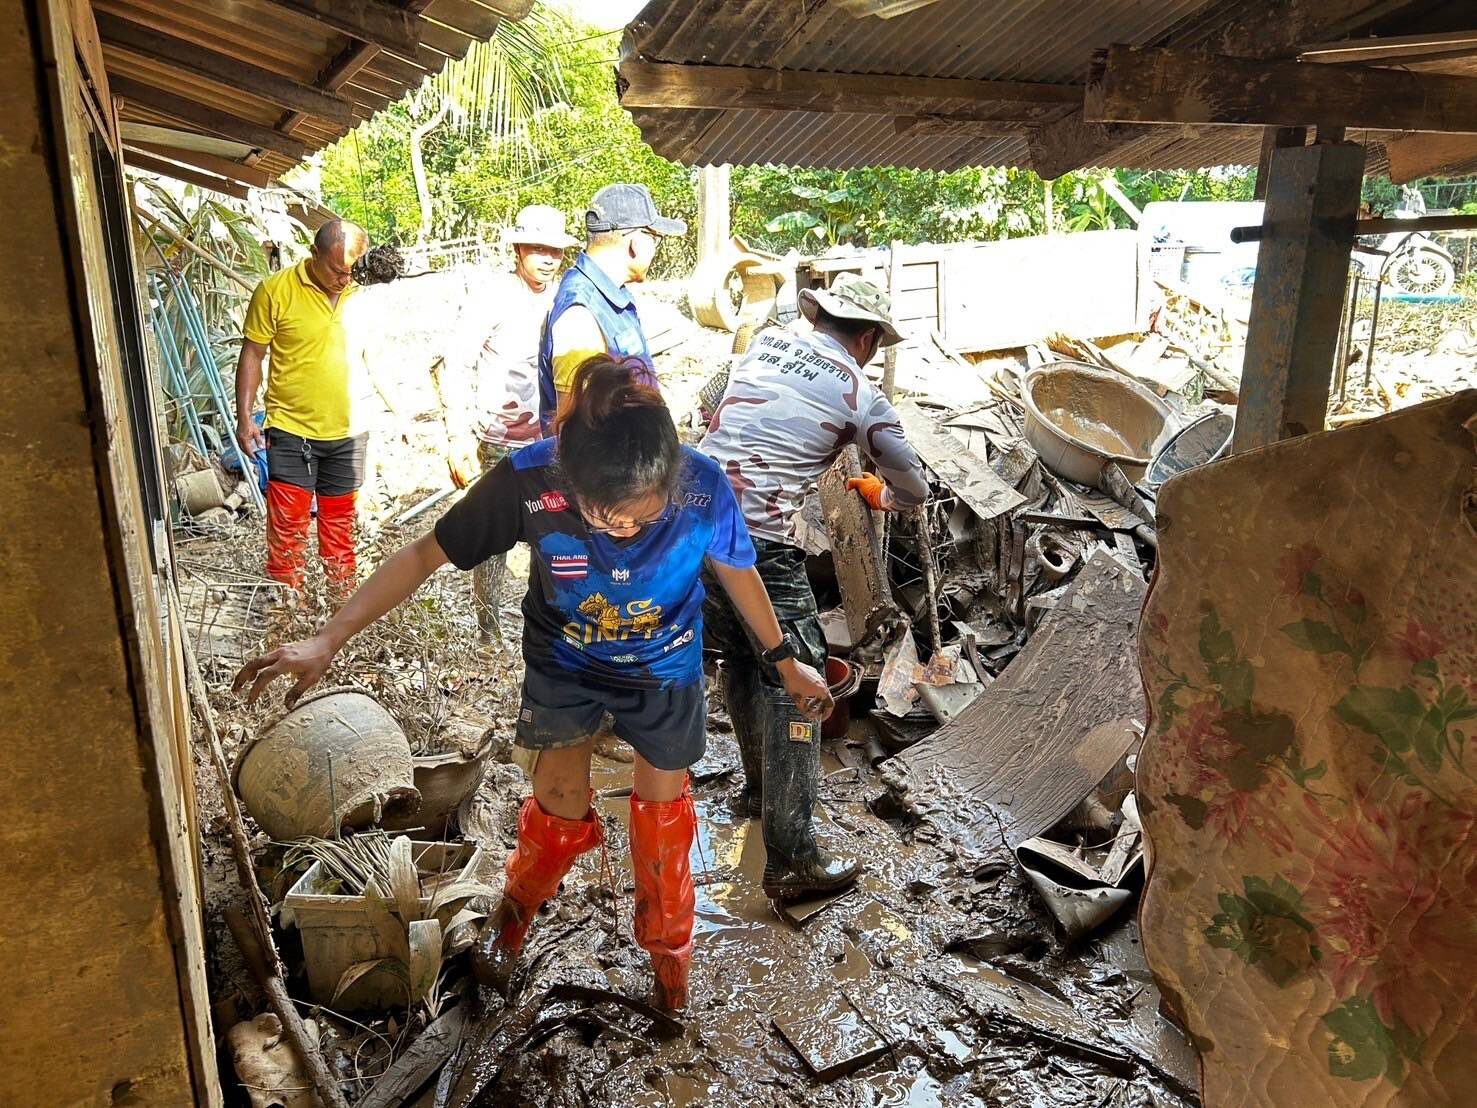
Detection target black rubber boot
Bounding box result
[722,662,765,818]
[759,687,861,901]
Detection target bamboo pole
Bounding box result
[179,619,350,1108]
[138,212,256,292]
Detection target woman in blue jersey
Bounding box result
[235,357,832,1012]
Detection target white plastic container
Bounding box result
[281,839,484,1010]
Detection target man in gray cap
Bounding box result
[536,183,686,431]
[701,272,930,901]
[446,204,577,642]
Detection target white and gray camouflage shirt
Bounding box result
[700,324,929,545]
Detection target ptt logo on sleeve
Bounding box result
[549,554,588,579]
[525,491,569,513]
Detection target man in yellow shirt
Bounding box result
[235,220,371,593]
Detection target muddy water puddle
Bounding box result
[500,737,1196,1107]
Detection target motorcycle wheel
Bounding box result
[1388,248,1456,295]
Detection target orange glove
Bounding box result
[447,440,480,490]
[846,473,888,510]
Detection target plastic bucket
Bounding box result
[822,657,861,740]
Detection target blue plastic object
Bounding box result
[219,412,269,491]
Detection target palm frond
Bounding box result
[425,8,567,149]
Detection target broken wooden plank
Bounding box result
[818,446,900,647]
[358,1005,467,1108]
[1086,45,1477,133]
[888,551,1145,850]
[896,400,1027,521]
[773,992,890,1081]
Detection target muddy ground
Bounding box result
[187,504,1198,1107]
[179,265,1213,1105]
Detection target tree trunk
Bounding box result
[410,99,450,246]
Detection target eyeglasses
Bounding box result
[579,500,674,535]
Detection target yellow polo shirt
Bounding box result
[244,261,362,440]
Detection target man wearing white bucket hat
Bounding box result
[446,204,577,642]
[700,272,930,901]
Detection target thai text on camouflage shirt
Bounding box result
[700,324,928,545]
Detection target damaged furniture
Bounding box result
[1139,390,1477,1103]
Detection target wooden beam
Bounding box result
[1253,126,1306,200]
[1232,142,1365,453]
[1386,130,1477,182]
[619,59,1082,119]
[127,143,275,188]
[123,150,250,199]
[1085,45,1477,133]
[1299,29,1477,66]
[111,76,309,160]
[1025,0,1421,178]
[95,12,353,126]
[258,0,421,56]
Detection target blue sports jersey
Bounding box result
[435,441,756,688]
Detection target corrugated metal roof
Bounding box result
[619,0,1409,172]
[96,0,524,185]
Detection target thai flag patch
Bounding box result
[549,554,589,580]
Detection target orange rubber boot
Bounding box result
[473,794,602,991]
[265,480,312,589]
[315,490,358,596]
[629,779,697,1011]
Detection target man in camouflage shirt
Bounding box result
[701,273,930,900]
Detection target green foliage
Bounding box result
[321,9,696,275]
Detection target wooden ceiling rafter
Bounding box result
[122,149,251,198]
[276,0,437,138]
[111,74,310,159]
[127,142,277,188]
[257,0,422,57]
[96,11,354,126]
[619,58,1084,119]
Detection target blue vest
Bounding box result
[537,252,655,431]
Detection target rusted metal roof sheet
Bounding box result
[620,0,1404,172]
[97,0,524,184]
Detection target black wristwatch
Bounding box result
[760,634,800,666]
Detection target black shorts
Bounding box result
[515,661,706,772]
[266,428,368,496]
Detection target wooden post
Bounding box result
[694,163,730,266]
[881,239,903,400]
[1232,142,1365,453]
[1253,127,1306,201]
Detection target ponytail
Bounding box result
[556,356,680,513]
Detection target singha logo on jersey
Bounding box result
[567,594,663,644]
[612,568,630,583]
[525,491,568,513]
